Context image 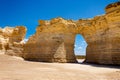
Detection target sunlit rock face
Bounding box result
[80,16,120,65]
[0,26,26,57]
[105,2,120,13]
[23,18,77,63]
[23,2,120,64]
[77,2,120,65]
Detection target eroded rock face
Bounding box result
[76,2,120,65]
[23,18,77,63]
[105,2,120,13]
[0,26,26,57]
[23,2,120,64]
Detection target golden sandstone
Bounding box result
[0,26,26,56]
[0,2,120,65]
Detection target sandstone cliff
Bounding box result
[0,2,118,64]
[23,2,120,64]
[0,26,26,57]
[23,18,77,63]
[76,2,120,65]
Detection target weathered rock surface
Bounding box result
[23,18,77,63]
[0,26,26,57]
[23,2,120,64]
[105,2,120,13]
[0,2,119,64]
[77,2,120,65]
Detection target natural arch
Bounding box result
[74,34,87,56]
[23,2,120,65]
[74,34,87,62]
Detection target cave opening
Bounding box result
[74,34,87,63]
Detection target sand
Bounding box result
[0,54,120,80]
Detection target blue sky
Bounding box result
[0,0,117,55]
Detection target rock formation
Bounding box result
[0,2,119,65]
[23,2,120,64]
[83,2,120,65]
[0,26,26,57]
[23,18,78,62]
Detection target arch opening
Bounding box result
[74,34,87,63]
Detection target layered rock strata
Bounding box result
[23,18,77,62]
[23,2,120,64]
[0,2,119,64]
[0,26,26,57]
[77,2,120,65]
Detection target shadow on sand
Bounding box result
[77,61,120,69]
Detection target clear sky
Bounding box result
[0,0,117,55]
